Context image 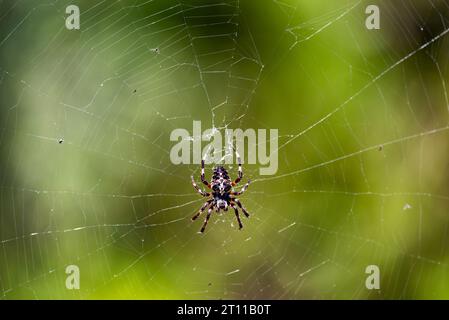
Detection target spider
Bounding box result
[191,154,250,233]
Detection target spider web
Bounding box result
[1,0,449,299]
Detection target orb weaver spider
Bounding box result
[191,154,250,233]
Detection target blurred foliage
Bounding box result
[1,0,449,299]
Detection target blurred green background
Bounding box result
[1,0,449,299]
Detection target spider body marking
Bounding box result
[191,155,251,233]
[211,166,232,211]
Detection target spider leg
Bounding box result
[232,180,250,196]
[232,151,243,186]
[191,176,210,197]
[231,204,243,229]
[201,159,211,188]
[192,200,213,221]
[200,207,214,233]
[231,198,249,218]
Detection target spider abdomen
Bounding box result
[212,166,230,180]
